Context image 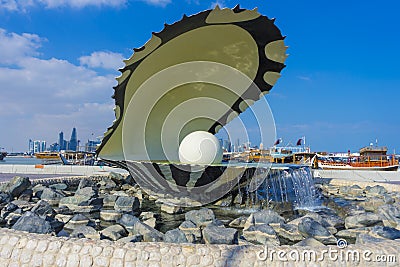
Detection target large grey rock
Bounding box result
[75,187,98,199]
[345,213,383,229]
[102,194,118,208]
[70,226,99,239]
[203,224,238,245]
[244,210,285,229]
[356,233,386,244]
[370,226,400,240]
[64,214,91,230]
[101,224,128,241]
[336,227,372,242]
[131,221,164,242]
[0,176,31,198]
[161,203,182,214]
[32,184,47,198]
[12,211,53,234]
[298,217,337,245]
[365,185,387,196]
[229,216,247,228]
[179,220,202,243]
[272,223,303,243]
[100,210,122,222]
[164,229,189,243]
[40,188,65,205]
[114,196,140,212]
[98,177,117,191]
[49,183,68,191]
[117,214,140,232]
[17,189,32,202]
[377,204,400,228]
[109,172,125,184]
[185,208,215,227]
[31,200,55,217]
[243,224,280,246]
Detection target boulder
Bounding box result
[336,227,372,243]
[143,217,157,228]
[100,210,123,222]
[377,204,400,228]
[102,194,118,208]
[70,226,100,239]
[64,214,91,230]
[131,221,164,242]
[370,226,400,240]
[185,208,215,227]
[179,220,202,243]
[365,185,387,196]
[0,176,31,198]
[12,211,53,234]
[98,178,117,191]
[101,224,128,241]
[356,233,387,244]
[40,188,65,205]
[31,200,55,217]
[49,183,68,191]
[244,210,285,229]
[203,224,238,245]
[161,203,182,214]
[228,216,247,228]
[272,223,303,243]
[117,214,140,232]
[242,224,280,246]
[75,187,98,199]
[164,229,189,243]
[345,213,383,229]
[32,184,47,198]
[109,172,125,184]
[18,189,33,202]
[298,217,337,245]
[114,196,140,212]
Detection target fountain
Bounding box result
[2,6,399,266]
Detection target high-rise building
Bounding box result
[28,139,34,155]
[33,140,46,154]
[69,128,78,151]
[58,131,66,150]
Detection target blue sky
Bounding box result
[0,0,399,153]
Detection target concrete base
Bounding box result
[0,164,128,176]
[313,169,400,183]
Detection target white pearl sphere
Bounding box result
[178,131,222,165]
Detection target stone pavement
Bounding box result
[1,228,399,267]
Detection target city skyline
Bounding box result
[1,1,400,152]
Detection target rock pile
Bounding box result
[1,175,400,246]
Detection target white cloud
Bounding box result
[0,0,127,11]
[0,29,118,151]
[140,0,171,7]
[79,51,125,70]
[0,28,44,64]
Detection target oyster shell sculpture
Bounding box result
[97,6,288,205]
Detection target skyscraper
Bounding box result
[69,128,78,151]
[58,131,65,150]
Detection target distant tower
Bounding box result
[69,128,78,151]
[58,131,64,151]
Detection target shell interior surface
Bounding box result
[96,6,288,206]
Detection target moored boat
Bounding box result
[318,145,398,171]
